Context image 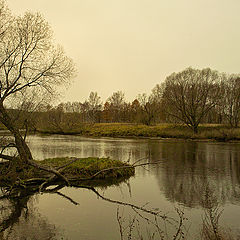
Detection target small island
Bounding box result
[0,157,135,191]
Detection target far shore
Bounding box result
[34,123,240,142]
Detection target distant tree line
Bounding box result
[10,67,240,133]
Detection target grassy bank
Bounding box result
[0,157,135,187]
[37,123,240,141]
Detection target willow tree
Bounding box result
[0,1,74,167]
[162,67,223,133]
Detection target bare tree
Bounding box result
[0,2,74,170]
[162,67,222,133]
[222,75,240,128]
[137,93,160,125]
[129,99,141,123]
[106,91,126,122]
[86,91,102,123]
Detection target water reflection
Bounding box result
[27,135,151,162]
[151,142,240,207]
[5,134,238,239]
[0,191,64,240]
[27,135,240,208]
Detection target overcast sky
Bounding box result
[7,0,240,103]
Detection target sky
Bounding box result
[7,0,240,103]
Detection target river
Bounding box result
[1,134,240,239]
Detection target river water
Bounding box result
[1,134,240,239]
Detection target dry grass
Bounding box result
[38,123,240,141]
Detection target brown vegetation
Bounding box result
[20,68,240,137]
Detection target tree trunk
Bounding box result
[193,124,198,134]
[0,102,33,164]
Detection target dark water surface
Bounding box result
[1,134,240,239]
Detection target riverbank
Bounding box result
[0,157,135,187]
[37,123,240,141]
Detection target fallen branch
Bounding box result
[77,185,168,219]
[71,160,161,181]
[28,159,70,187]
[55,192,79,205]
[0,153,15,161]
[37,157,159,190]
[56,157,79,171]
[0,155,161,195]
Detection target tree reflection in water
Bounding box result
[0,189,65,240]
[1,140,240,239]
[115,182,239,240]
[150,142,240,207]
[0,185,187,240]
[0,181,239,240]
